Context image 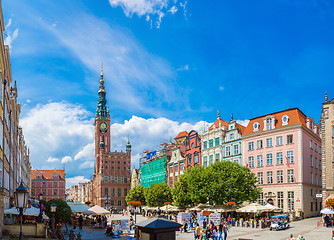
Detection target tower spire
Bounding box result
[96,65,109,118]
[217,109,220,119]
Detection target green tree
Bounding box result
[172,174,192,207]
[206,161,261,205]
[145,183,173,207]
[125,185,147,205]
[171,161,261,206]
[184,165,211,204]
[44,199,72,223]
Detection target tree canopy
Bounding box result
[125,185,147,205]
[44,199,72,223]
[173,161,261,206]
[145,182,173,207]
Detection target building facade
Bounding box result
[167,145,186,188]
[242,108,322,218]
[222,115,245,164]
[0,1,31,236]
[92,68,131,211]
[185,130,201,168]
[201,111,228,167]
[140,149,167,188]
[131,168,140,189]
[31,169,66,201]
[321,93,334,204]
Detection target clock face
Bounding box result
[99,122,108,131]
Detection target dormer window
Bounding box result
[266,118,272,130]
[253,122,260,132]
[282,115,289,126]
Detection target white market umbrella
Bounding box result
[264,203,282,211]
[320,208,334,215]
[237,203,272,213]
[87,205,110,215]
[160,205,174,211]
[5,206,40,216]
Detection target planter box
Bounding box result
[4,223,46,238]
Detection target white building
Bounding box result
[201,111,228,167]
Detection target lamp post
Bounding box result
[105,193,109,210]
[15,182,29,240]
[39,193,43,222]
[50,202,57,238]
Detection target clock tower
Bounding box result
[95,66,111,171]
[92,66,131,211]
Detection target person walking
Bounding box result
[212,226,218,240]
[200,229,206,240]
[324,215,330,227]
[218,222,224,240]
[78,215,83,230]
[223,223,229,240]
[195,224,201,240]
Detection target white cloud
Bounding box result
[236,120,250,127]
[66,176,90,189]
[20,102,94,179]
[169,6,178,14]
[47,157,59,163]
[4,28,19,49]
[74,143,94,161]
[108,0,187,28]
[5,18,12,29]
[177,64,189,71]
[79,161,94,170]
[219,86,224,91]
[61,156,72,163]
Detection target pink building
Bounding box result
[242,108,321,218]
[31,169,66,201]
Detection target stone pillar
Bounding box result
[0,191,4,238]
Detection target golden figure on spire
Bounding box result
[100,62,104,79]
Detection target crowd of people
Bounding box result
[178,213,230,240]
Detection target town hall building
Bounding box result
[92,67,131,211]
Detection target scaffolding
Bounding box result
[140,149,167,188]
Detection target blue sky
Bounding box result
[3,0,334,187]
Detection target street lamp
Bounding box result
[39,193,43,222]
[15,182,29,240]
[50,202,57,238]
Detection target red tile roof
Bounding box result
[174,131,188,139]
[208,118,229,130]
[31,169,65,180]
[236,123,246,134]
[243,108,307,135]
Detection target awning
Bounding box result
[320,208,334,215]
[237,203,273,213]
[86,205,110,215]
[5,207,40,216]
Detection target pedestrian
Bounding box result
[78,215,83,230]
[203,219,207,229]
[184,222,188,233]
[200,229,206,240]
[195,223,201,239]
[212,226,218,240]
[223,223,228,240]
[324,214,330,227]
[227,215,231,226]
[218,222,224,240]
